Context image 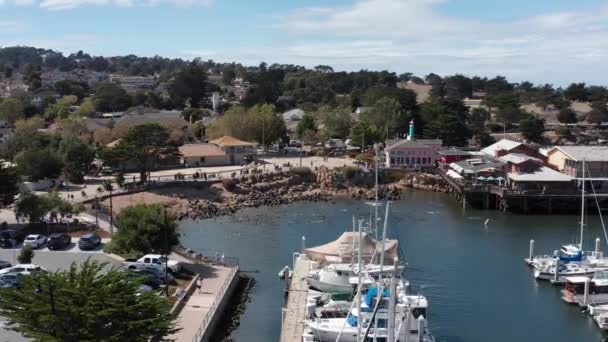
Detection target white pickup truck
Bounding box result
[123,254,181,274]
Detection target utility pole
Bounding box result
[163,205,169,296]
[109,187,114,238]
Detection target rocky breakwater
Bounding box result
[180,171,334,221]
[400,172,450,193]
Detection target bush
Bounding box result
[556,126,571,137]
[115,173,125,188]
[289,166,312,178]
[486,122,504,133]
[340,166,363,180]
[18,245,34,264]
[222,179,237,191]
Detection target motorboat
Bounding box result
[594,313,608,330]
[306,263,404,294]
[534,262,608,283]
[562,271,608,306]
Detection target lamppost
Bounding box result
[35,275,57,337]
[163,205,169,297]
[109,186,114,238]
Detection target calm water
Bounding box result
[180,189,607,342]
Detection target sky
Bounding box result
[0,0,607,85]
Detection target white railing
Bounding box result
[192,266,239,342]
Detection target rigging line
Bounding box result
[585,163,608,249]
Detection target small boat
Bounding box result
[588,303,608,316]
[594,313,608,330]
[534,262,608,283]
[561,271,608,306]
[306,263,403,294]
[278,265,292,279]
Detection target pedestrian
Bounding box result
[196,277,202,293]
[221,253,225,265]
[215,252,220,264]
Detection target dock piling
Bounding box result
[529,240,535,260]
[554,258,560,283]
[596,237,601,255]
[584,278,590,307]
[301,236,306,254]
[417,316,425,342]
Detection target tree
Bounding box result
[363,97,406,139]
[53,80,89,100]
[15,193,49,223]
[322,107,352,139]
[588,100,608,124]
[0,260,178,341]
[296,114,316,139]
[44,95,78,120]
[168,64,207,108]
[76,96,95,117]
[348,121,380,148]
[116,123,179,183]
[181,108,209,123]
[519,116,545,143]
[0,98,24,123]
[0,164,19,209]
[564,83,589,102]
[17,245,34,264]
[557,107,578,124]
[15,149,64,182]
[110,204,179,255]
[94,82,132,112]
[59,137,95,183]
[208,104,286,147]
[424,111,471,146]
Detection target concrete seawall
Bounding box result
[199,267,240,342]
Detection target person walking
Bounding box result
[196,277,203,294]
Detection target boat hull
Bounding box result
[306,277,353,294]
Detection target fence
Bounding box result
[191,266,239,342]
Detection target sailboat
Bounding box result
[528,159,608,278]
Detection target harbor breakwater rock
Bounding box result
[177,168,450,221]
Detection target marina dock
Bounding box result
[280,254,311,342]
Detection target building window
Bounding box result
[405,157,410,165]
[390,158,395,165]
[200,157,206,163]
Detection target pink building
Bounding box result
[384,139,443,168]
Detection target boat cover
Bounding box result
[305,232,399,264]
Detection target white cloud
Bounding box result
[0,0,214,9]
[266,0,608,85]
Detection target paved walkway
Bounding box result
[169,259,237,342]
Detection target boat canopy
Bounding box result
[304,232,399,264]
[559,245,584,262]
[364,287,390,307]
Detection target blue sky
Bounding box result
[0,0,607,85]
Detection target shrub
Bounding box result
[340,166,363,180]
[486,122,504,133]
[115,173,125,188]
[18,245,34,264]
[289,166,312,178]
[556,126,571,137]
[222,179,237,191]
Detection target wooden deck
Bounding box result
[280,255,311,342]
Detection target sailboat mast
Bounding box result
[352,215,356,266]
[357,220,363,342]
[580,158,586,250]
[375,143,379,241]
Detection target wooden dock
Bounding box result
[280,255,311,342]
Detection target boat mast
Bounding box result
[375,143,379,241]
[357,219,363,342]
[580,158,586,250]
[375,202,390,342]
[352,214,356,266]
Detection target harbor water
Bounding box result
[179,189,606,342]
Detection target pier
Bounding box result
[280,253,312,342]
[169,253,240,342]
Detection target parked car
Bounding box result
[136,267,175,284]
[126,269,163,290]
[123,254,180,274]
[0,273,22,287]
[47,233,72,250]
[23,234,47,249]
[0,260,11,270]
[0,264,46,276]
[0,230,24,249]
[78,233,101,250]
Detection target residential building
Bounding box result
[546,146,608,178]
[179,143,230,167]
[385,120,442,168]
[31,90,61,107]
[209,136,257,165]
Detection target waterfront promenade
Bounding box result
[169,253,239,342]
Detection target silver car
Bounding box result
[23,234,46,249]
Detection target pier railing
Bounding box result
[192,266,239,342]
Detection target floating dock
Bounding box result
[280,254,312,342]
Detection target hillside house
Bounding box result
[209,136,257,165]
[179,143,230,167]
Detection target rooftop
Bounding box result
[385,138,442,150]
[508,165,573,182]
[209,136,256,147]
[179,143,226,157]
[438,148,472,156]
[481,139,522,156]
[450,157,505,174]
[499,153,542,165]
[550,146,608,162]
